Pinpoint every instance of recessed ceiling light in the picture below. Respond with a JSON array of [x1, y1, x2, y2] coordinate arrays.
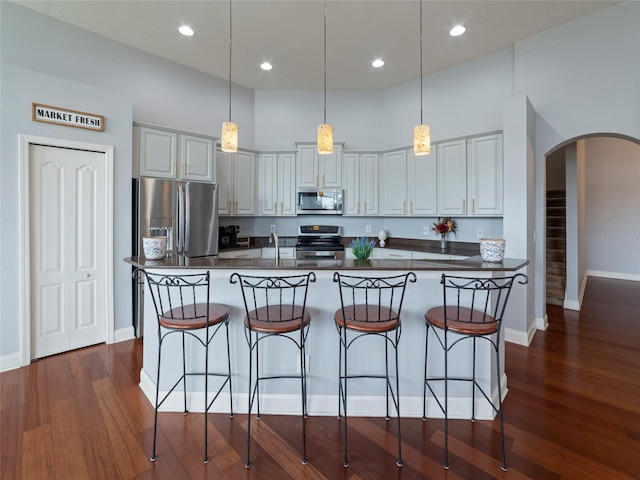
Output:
[[449, 25, 466, 37], [372, 59, 385, 68], [260, 62, 273, 71], [178, 25, 195, 37]]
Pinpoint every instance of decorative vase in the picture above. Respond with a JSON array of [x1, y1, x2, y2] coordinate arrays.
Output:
[[440, 235, 447, 250]]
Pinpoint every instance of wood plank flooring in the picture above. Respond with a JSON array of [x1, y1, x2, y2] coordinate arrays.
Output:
[[2, 277, 639, 479]]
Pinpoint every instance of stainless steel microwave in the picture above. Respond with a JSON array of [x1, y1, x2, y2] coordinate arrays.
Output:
[[296, 188, 343, 215]]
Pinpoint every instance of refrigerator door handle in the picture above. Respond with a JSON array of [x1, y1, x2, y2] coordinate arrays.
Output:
[[177, 183, 185, 254]]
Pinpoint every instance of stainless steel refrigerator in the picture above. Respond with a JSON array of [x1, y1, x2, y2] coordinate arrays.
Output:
[[132, 177, 219, 335]]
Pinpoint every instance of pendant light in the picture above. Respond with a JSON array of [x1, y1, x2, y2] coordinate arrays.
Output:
[[413, 0, 430, 156], [317, 0, 333, 155], [221, 0, 238, 153]]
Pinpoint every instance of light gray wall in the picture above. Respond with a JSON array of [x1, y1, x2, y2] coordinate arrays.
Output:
[[0, 64, 133, 356], [515, 0, 640, 322], [585, 137, 640, 276], [2, 1, 640, 362]]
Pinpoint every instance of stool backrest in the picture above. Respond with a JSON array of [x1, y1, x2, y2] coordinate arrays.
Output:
[[440, 273, 528, 328], [230, 272, 316, 326], [333, 272, 417, 323], [143, 270, 211, 323]]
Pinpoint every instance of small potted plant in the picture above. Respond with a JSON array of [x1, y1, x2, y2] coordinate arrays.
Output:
[[349, 236, 376, 263]]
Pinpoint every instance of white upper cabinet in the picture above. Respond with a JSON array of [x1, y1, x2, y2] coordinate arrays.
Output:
[[380, 149, 436, 216], [258, 152, 296, 216], [437, 139, 467, 215], [380, 150, 408, 215], [296, 143, 343, 188], [407, 149, 438, 216], [468, 133, 503, 215], [437, 134, 503, 216], [135, 125, 214, 182], [343, 153, 379, 216], [217, 148, 256, 216]]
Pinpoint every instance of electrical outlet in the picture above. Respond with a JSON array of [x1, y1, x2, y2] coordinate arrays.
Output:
[[477, 228, 483, 238], [366, 225, 372, 233], [423, 226, 429, 235], [296, 354, 310, 374]]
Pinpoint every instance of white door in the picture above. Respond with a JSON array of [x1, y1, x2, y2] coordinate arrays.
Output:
[[30, 145, 107, 359]]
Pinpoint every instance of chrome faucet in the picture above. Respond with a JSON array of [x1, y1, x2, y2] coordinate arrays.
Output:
[[271, 231, 280, 262]]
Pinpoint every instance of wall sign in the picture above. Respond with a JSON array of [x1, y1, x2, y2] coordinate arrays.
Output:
[[32, 103, 105, 132]]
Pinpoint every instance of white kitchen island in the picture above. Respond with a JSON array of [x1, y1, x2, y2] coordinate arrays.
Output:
[[126, 255, 528, 420]]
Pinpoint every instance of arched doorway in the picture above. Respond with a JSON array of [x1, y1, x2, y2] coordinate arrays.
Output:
[[544, 133, 640, 312]]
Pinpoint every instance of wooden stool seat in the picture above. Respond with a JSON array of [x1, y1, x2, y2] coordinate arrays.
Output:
[[244, 305, 310, 333], [334, 305, 399, 333], [160, 303, 230, 330], [425, 306, 498, 336]]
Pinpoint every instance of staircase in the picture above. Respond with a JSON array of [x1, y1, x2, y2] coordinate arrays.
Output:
[[546, 190, 566, 306]]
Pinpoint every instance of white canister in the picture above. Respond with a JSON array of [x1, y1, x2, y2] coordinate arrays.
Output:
[[479, 238, 506, 262], [143, 236, 168, 260]]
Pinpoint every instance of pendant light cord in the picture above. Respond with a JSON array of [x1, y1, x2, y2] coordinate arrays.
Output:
[[323, 0, 327, 124], [228, 0, 232, 122], [419, 0, 423, 125]]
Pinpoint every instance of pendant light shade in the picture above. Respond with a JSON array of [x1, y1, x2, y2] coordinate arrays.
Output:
[[317, 123, 333, 155], [413, 0, 431, 156], [413, 124, 430, 155], [221, 0, 238, 153], [317, 0, 333, 155], [221, 121, 238, 153]]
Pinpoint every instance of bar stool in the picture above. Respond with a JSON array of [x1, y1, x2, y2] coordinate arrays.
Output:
[[229, 272, 316, 467], [140, 270, 233, 463], [333, 272, 417, 468], [423, 273, 528, 471]]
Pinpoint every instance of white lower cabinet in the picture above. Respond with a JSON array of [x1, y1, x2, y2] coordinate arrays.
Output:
[[376, 248, 412, 260], [218, 248, 262, 259], [261, 247, 295, 259]]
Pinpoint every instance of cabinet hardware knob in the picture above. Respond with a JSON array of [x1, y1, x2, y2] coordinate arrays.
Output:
[[83, 273, 90, 278]]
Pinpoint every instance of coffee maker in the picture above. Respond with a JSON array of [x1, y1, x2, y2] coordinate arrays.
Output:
[[219, 225, 239, 249]]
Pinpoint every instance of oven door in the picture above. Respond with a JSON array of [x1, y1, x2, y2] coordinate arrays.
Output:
[[296, 188, 343, 215]]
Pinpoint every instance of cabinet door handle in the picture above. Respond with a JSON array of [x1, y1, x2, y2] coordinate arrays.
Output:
[[364, 202, 367, 213], [174, 161, 178, 177], [472, 198, 475, 214], [235, 201, 238, 214], [410, 201, 414, 214], [236, 254, 248, 258], [390, 253, 402, 257], [274, 202, 278, 214], [182, 162, 186, 178], [228, 201, 232, 213], [315, 175, 319, 186], [280, 202, 283, 214], [322, 174, 326, 186], [357, 201, 360, 214], [462, 199, 466, 214], [403, 201, 406, 214]]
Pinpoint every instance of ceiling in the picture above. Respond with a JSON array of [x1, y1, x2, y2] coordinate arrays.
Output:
[[9, 0, 620, 91]]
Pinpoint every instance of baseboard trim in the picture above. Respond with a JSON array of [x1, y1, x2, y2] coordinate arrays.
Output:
[[113, 326, 135, 343], [587, 270, 640, 282], [0, 352, 22, 372]]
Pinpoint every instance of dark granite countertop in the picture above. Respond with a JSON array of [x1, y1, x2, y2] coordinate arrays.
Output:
[[125, 255, 528, 272]]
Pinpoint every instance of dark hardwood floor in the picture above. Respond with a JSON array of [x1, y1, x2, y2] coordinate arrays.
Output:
[[2, 277, 639, 479]]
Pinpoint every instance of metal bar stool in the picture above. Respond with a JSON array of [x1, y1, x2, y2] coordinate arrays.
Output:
[[229, 272, 316, 467], [139, 270, 233, 463], [422, 273, 528, 470], [333, 271, 417, 468]]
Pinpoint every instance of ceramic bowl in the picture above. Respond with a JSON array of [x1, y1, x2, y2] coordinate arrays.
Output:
[[479, 238, 506, 262], [143, 236, 168, 260]]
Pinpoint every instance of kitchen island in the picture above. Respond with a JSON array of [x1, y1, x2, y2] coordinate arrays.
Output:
[[125, 255, 528, 420]]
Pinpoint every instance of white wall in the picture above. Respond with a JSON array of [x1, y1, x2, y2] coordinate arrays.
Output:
[[585, 137, 640, 277], [515, 0, 640, 321], [0, 64, 133, 359]]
